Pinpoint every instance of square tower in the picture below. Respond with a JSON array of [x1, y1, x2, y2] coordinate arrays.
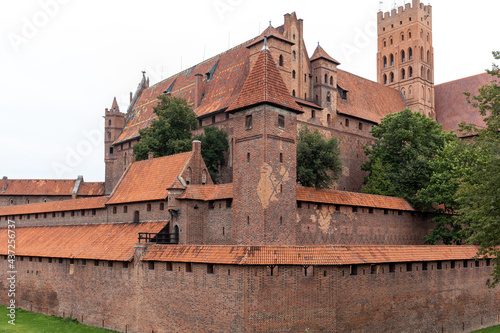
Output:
[[377, 0, 435, 119]]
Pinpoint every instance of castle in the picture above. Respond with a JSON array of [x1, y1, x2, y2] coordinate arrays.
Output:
[[1, 1, 499, 332]]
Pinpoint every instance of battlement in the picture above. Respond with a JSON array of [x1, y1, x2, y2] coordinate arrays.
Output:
[[105, 108, 125, 117], [378, 0, 432, 22]]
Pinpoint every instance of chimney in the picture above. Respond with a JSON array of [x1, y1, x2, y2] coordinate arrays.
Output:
[[148, 152, 154, 162], [194, 73, 203, 109], [1, 176, 7, 193], [192, 140, 201, 155]]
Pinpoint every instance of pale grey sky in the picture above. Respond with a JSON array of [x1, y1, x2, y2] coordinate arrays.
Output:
[[0, 0, 498, 181]]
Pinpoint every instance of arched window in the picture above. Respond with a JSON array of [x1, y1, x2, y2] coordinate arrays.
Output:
[[390, 37, 393, 45], [420, 29, 423, 38], [326, 92, 331, 103], [315, 76, 318, 83], [293, 50, 296, 61], [173, 225, 179, 244], [383, 56, 387, 68], [408, 30, 412, 39], [324, 74, 328, 84], [427, 50, 431, 63], [390, 54, 394, 66], [292, 70, 296, 79], [401, 50, 406, 63], [292, 90, 296, 97], [390, 72, 394, 83], [408, 47, 413, 60], [428, 88, 432, 102], [401, 68, 406, 80], [327, 114, 331, 125], [420, 47, 424, 61], [383, 74, 387, 85], [315, 95, 319, 103], [279, 55, 283, 67], [421, 85, 425, 99], [202, 170, 207, 185], [383, 40, 387, 48], [9, 198, 14, 205], [330, 76, 333, 85], [427, 69, 431, 81], [409, 66, 413, 77], [421, 66, 425, 79], [401, 33, 404, 41]]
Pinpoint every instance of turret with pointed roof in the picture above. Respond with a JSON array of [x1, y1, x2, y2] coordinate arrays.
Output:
[[104, 97, 126, 194]]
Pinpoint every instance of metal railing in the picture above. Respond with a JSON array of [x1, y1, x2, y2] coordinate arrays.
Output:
[[138, 232, 179, 244]]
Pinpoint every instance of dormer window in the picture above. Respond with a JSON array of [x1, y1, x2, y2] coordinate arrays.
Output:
[[338, 86, 348, 101]]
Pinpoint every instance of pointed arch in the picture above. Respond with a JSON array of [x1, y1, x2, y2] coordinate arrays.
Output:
[[421, 66, 425, 79], [279, 55, 283, 67], [408, 47, 413, 60], [427, 69, 431, 81], [383, 56, 387, 68], [401, 32, 405, 41], [383, 74, 387, 85], [292, 70, 296, 79], [327, 91, 331, 103], [390, 54, 394, 66], [408, 30, 412, 39], [401, 50, 406, 63], [293, 50, 296, 61], [401, 68, 406, 80], [409, 66, 413, 77], [292, 89, 296, 97], [408, 85, 413, 96], [324, 74, 328, 84], [390, 72, 394, 83], [330, 76, 333, 85]]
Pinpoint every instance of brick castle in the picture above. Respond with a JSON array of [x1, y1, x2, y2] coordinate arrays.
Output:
[[1, 1, 499, 332]]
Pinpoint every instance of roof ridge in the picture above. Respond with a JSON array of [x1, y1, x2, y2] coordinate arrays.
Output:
[[435, 72, 495, 87]]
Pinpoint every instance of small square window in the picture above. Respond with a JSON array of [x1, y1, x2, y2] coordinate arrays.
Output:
[[207, 264, 214, 274], [350, 265, 357, 276], [166, 262, 172, 271], [389, 263, 396, 273], [148, 262, 154, 270], [186, 262, 192, 273]]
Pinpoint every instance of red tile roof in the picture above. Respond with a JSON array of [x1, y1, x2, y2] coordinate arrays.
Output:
[[0, 179, 104, 196], [177, 183, 233, 201], [0, 222, 167, 261], [114, 41, 254, 144], [297, 187, 415, 211], [0, 196, 108, 216], [435, 73, 496, 135], [226, 48, 302, 113], [293, 97, 322, 110], [336, 70, 407, 123], [310, 45, 340, 65], [142, 245, 483, 265], [107, 152, 192, 205], [247, 25, 294, 48]]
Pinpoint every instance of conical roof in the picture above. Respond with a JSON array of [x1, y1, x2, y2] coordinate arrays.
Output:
[[310, 44, 340, 65], [227, 47, 302, 113]]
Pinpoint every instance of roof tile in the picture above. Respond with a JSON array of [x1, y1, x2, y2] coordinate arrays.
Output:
[[0, 196, 108, 216], [0, 222, 167, 261]]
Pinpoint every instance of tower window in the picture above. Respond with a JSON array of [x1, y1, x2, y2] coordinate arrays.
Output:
[[401, 50, 405, 63], [401, 33, 404, 41], [292, 90, 296, 97], [409, 31, 412, 38], [401, 68, 406, 80], [311, 110, 315, 118], [108, 120, 111, 126], [212, 115, 216, 124], [279, 153, 283, 163], [315, 95, 319, 103], [304, 74, 307, 82], [409, 47, 413, 60], [383, 56, 387, 68], [359, 122, 363, 131], [427, 50, 431, 63], [383, 40, 386, 48], [245, 115, 252, 130], [324, 74, 328, 84], [326, 92, 331, 103], [390, 72, 394, 83], [345, 119, 350, 127], [292, 70, 296, 79], [390, 54, 394, 66], [383, 74, 387, 85], [247, 153, 250, 162], [330, 76, 333, 85], [409, 66, 413, 78], [279, 55, 283, 67], [278, 115, 285, 129], [390, 37, 393, 45], [293, 50, 296, 60]]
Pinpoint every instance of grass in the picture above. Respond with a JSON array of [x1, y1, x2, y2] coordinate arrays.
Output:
[[473, 326, 500, 333], [0, 305, 117, 332]]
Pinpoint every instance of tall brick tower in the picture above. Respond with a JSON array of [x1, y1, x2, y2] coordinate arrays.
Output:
[[104, 97, 125, 194], [377, 0, 435, 119], [227, 39, 303, 245]]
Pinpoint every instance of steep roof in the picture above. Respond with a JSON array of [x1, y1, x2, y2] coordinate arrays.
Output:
[[247, 25, 294, 48], [177, 183, 233, 201], [114, 41, 254, 145], [0, 196, 108, 216], [310, 44, 340, 65], [435, 73, 496, 135], [0, 179, 104, 196], [336, 70, 407, 123], [297, 187, 415, 211], [226, 47, 302, 113], [107, 152, 192, 205], [0, 222, 167, 261], [142, 245, 482, 265]]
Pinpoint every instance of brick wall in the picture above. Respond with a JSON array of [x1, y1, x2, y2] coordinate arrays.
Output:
[[1, 254, 498, 332]]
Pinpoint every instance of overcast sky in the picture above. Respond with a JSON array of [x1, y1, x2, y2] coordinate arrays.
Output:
[[0, 0, 498, 181]]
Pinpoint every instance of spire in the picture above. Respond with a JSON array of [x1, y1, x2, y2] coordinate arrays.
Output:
[[310, 44, 341, 65], [111, 97, 120, 112], [227, 48, 302, 114]]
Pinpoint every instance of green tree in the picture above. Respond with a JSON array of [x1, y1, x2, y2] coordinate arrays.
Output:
[[297, 126, 342, 189], [417, 139, 482, 245], [362, 108, 456, 205], [194, 126, 229, 183], [133, 95, 198, 161], [455, 52, 500, 286]]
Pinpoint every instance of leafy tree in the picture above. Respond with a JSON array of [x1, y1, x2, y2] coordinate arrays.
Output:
[[194, 126, 229, 183], [133, 95, 198, 161], [455, 52, 500, 286], [362, 108, 456, 205], [417, 139, 482, 245], [297, 126, 342, 189]]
